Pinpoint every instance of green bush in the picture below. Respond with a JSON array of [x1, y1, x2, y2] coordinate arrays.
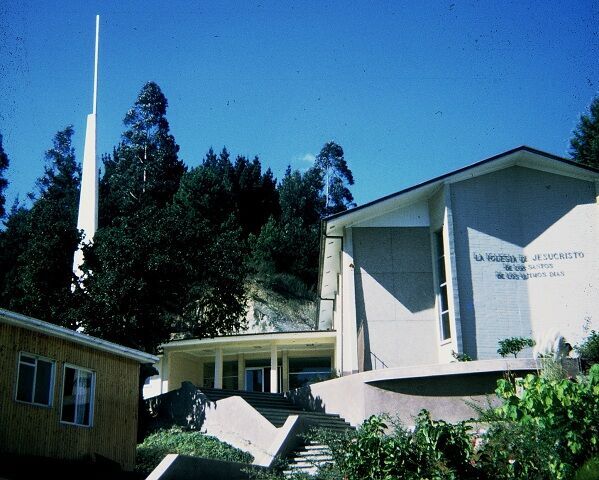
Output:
[[577, 330, 599, 368], [136, 427, 254, 476], [497, 337, 535, 358], [486, 364, 599, 479], [313, 412, 475, 480]]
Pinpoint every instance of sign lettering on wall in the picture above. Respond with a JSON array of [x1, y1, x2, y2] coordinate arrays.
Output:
[[472, 251, 585, 280]]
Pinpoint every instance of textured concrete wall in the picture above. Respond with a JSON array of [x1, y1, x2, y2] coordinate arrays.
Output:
[[353, 226, 437, 368], [451, 166, 599, 359]]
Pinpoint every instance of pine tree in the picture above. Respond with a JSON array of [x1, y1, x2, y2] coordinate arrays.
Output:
[[1, 127, 81, 326], [0, 134, 9, 219], [314, 141, 355, 216], [102, 81, 185, 220], [570, 96, 599, 169]]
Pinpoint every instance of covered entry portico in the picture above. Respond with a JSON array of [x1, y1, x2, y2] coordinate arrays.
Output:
[[157, 330, 336, 394]]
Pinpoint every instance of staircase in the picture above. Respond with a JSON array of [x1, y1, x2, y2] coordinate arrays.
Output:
[[282, 441, 335, 477], [200, 387, 353, 476], [200, 387, 352, 430]]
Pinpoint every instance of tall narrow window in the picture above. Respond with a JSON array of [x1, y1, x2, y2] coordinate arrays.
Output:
[[61, 365, 95, 427], [15, 352, 55, 407], [435, 230, 452, 341]]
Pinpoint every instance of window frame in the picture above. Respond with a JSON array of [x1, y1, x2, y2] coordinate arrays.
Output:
[[14, 351, 56, 408], [60, 363, 96, 428], [434, 229, 452, 342]]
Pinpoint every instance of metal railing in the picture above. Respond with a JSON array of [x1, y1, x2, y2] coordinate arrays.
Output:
[[370, 351, 389, 370]]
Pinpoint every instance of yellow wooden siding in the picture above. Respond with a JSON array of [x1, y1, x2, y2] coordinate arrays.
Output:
[[0, 322, 140, 470], [168, 352, 202, 389]]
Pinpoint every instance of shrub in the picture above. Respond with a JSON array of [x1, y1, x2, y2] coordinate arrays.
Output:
[[577, 330, 599, 368], [136, 426, 253, 476], [452, 350, 473, 362], [487, 364, 599, 479], [497, 337, 535, 358]]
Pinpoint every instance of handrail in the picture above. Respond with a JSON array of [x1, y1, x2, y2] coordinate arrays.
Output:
[[370, 351, 388, 370]]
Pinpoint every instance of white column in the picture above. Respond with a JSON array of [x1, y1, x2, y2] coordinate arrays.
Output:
[[282, 350, 289, 392], [270, 345, 278, 393], [214, 348, 223, 389], [342, 228, 359, 374], [237, 353, 245, 391]]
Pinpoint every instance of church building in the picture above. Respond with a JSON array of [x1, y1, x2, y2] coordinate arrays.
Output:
[[147, 146, 599, 397]]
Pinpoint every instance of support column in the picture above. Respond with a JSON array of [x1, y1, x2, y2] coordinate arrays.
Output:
[[214, 348, 223, 389], [237, 353, 245, 391], [270, 345, 278, 393], [282, 350, 289, 392]]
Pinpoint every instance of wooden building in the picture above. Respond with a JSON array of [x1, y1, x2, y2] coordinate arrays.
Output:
[[0, 308, 158, 471]]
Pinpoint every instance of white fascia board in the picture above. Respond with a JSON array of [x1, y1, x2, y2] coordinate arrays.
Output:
[[161, 330, 337, 352], [0, 308, 158, 364]]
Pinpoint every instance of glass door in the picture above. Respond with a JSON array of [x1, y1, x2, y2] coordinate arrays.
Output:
[[245, 367, 264, 392]]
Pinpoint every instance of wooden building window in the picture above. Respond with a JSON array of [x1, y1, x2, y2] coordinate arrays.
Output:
[[61, 365, 95, 427], [15, 352, 55, 407]]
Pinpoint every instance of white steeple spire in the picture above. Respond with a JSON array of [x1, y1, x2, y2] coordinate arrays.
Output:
[[73, 15, 100, 280]]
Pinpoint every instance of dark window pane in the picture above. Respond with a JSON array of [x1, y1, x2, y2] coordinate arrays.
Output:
[[61, 367, 76, 423], [34, 360, 53, 405], [440, 285, 449, 312], [437, 256, 446, 283], [441, 312, 451, 340], [17, 363, 34, 402], [288, 357, 331, 373], [21, 355, 36, 365]]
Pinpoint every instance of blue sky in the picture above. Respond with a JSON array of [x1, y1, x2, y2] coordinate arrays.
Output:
[[1, 1, 598, 210]]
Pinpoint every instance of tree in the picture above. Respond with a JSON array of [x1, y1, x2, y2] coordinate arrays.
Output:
[[0, 133, 9, 219], [570, 95, 599, 169], [314, 141, 355, 216], [251, 166, 324, 292], [101, 81, 185, 221], [0, 127, 81, 326], [79, 84, 247, 352]]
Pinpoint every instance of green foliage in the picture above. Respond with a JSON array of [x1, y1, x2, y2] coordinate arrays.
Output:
[[497, 337, 535, 358], [0, 126, 81, 327], [135, 427, 253, 476], [79, 85, 248, 352], [315, 412, 475, 480], [489, 364, 599, 479], [452, 350, 473, 362], [314, 141, 355, 216], [570, 95, 599, 168], [577, 330, 599, 367], [0, 133, 9, 219]]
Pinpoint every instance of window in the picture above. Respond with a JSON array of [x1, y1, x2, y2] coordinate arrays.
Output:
[[435, 230, 452, 341], [61, 365, 95, 427], [15, 352, 55, 407], [288, 357, 332, 390]]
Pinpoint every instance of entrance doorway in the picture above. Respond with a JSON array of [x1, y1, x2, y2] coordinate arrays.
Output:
[[245, 366, 282, 392]]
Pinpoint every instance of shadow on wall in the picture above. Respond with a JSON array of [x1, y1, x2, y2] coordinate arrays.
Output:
[[285, 384, 325, 413], [371, 372, 512, 398], [143, 382, 213, 435]]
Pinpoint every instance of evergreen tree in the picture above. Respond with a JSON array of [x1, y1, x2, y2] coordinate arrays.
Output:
[[0, 127, 81, 326], [0, 200, 30, 309], [314, 141, 355, 216], [252, 166, 324, 292], [570, 95, 599, 169], [101, 81, 185, 220], [80, 83, 247, 352], [0, 134, 9, 219]]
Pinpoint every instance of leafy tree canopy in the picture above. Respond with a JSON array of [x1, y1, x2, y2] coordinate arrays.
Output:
[[315, 141, 355, 216], [0, 126, 80, 327], [570, 95, 599, 169]]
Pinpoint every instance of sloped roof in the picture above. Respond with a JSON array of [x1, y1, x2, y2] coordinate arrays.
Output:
[[0, 308, 158, 364], [318, 146, 599, 301]]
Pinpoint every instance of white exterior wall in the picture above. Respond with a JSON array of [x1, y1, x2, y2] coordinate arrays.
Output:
[[350, 201, 438, 369], [451, 166, 599, 358]]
